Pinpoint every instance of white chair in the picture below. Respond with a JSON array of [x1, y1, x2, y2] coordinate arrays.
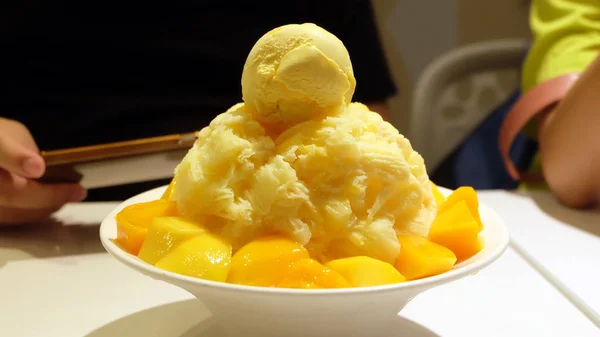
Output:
[[411, 39, 530, 174]]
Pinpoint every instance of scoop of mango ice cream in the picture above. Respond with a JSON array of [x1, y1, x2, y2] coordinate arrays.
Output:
[[241, 23, 356, 129], [173, 101, 436, 264]]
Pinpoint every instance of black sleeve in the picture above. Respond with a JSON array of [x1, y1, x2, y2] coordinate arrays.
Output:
[[315, 0, 398, 103]]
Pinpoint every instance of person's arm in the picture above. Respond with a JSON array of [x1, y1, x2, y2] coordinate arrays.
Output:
[[0, 118, 87, 225], [538, 54, 600, 207], [506, 0, 600, 207]]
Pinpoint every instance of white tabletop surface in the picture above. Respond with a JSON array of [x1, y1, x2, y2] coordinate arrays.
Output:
[[478, 190, 600, 322], [1, 192, 599, 337]]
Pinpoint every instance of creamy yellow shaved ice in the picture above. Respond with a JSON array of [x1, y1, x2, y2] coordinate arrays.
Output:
[[173, 24, 435, 264]]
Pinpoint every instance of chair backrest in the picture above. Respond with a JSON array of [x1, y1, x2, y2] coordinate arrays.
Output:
[[411, 39, 529, 173]]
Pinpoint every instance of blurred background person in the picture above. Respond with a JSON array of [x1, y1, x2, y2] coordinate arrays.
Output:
[[0, 1, 397, 224], [431, 0, 600, 208]]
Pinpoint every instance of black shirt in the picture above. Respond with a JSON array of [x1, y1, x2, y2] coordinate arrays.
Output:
[[2, 1, 397, 199]]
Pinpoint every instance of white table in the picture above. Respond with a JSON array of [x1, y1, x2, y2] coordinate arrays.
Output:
[[1, 192, 599, 337], [478, 190, 600, 323]]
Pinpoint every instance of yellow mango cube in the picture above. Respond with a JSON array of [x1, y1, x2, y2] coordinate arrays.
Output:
[[155, 234, 232, 282], [430, 182, 446, 206], [161, 179, 176, 201], [429, 200, 483, 262], [277, 258, 351, 289], [227, 236, 309, 287], [439, 186, 482, 230], [394, 235, 457, 280], [326, 256, 405, 287], [114, 220, 147, 256], [115, 199, 179, 255], [138, 216, 206, 265]]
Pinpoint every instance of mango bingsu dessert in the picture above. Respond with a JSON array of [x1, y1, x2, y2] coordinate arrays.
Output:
[[114, 23, 484, 289]]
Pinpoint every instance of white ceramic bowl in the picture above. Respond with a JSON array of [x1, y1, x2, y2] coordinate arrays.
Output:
[[100, 186, 509, 337]]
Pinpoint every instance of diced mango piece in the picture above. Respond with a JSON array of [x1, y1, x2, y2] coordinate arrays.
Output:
[[161, 179, 176, 201], [138, 216, 206, 265], [439, 186, 482, 230], [118, 200, 179, 227], [394, 235, 457, 280], [115, 200, 179, 254], [114, 219, 147, 256], [326, 256, 405, 287], [227, 236, 310, 287], [277, 258, 351, 289], [155, 234, 232, 282], [430, 182, 446, 205], [429, 200, 483, 261]]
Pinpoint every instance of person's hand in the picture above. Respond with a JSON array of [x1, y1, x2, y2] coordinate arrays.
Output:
[[0, 118, 87, 225]]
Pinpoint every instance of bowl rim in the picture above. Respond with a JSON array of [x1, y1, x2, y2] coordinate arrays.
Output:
[[100, 185, 510, 296]]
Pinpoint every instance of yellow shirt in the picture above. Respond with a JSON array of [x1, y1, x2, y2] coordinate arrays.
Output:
[[522, 0, 600, 94], [519, 0, 600, 188]]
